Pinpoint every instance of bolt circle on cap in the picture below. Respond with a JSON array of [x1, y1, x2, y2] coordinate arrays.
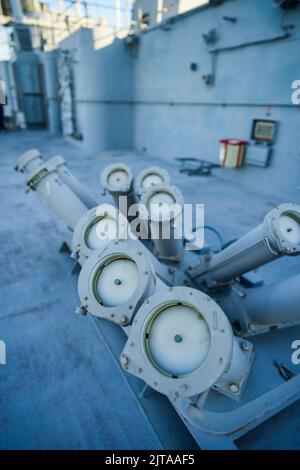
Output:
[[140, 185, 184, 223], [100, 163, 133, 194], [78, 241, 156, 325], [72, 204, 129, 264], [134, 167, 171, 196], [121, 286, 234, 398], [264, 203, 300, 255]]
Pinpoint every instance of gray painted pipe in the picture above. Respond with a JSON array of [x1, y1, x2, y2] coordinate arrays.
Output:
[[52, 157, 98, 209], [16, 151, 88, 231], [100, 163, 138, 222], [35, 173, 88, 231], [140, 185, 184, 263], [16, 150, 97, 210], [150, 218, 183, 262], [244, 273, 300, 326], [201, 204, 300, 283], [216, 337, 248, 391], [113, 191, 139, 220], [205, 224, 279, 282]]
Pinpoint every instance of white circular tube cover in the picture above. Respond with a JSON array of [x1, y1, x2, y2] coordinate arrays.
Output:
[[100, 163, 133, 195], [72, 204, 129, 265], [15, 149, 43, 173], [140, 185, 184, 222], [78, 241, 156, 325], [121, 287, 234, 398], [134, 167, 171, 197], [264, 203, 300, 255]]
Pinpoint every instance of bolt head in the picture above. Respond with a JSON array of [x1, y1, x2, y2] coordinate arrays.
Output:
[[242, 342, 250, 351], [120, 355, 128, 367], [174, 334, 183, 343], [75, 306, 87, 316], [229, 383, 239, 394]]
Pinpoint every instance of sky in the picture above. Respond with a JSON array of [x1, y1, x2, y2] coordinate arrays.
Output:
[[0, 0, 134, 61], [44, 0, 134, 28]]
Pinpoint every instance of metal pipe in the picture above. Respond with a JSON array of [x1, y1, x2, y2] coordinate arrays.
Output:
[[216, 338, 249, 394], [140, 185, 184, 263], [244, 273, 300, 326], [203, 224, 279, 282], [75, 98, 297, 108], [16, 150, 97, 210], [33, 172, 88, 231], [51, 156, 98, 209], [192, 204, 300, 284], [16, 150, 88, 231], [100, 163, 138, 222]]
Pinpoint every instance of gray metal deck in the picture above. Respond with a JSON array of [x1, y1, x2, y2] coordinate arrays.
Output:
[[0, 130, 299, 450]]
